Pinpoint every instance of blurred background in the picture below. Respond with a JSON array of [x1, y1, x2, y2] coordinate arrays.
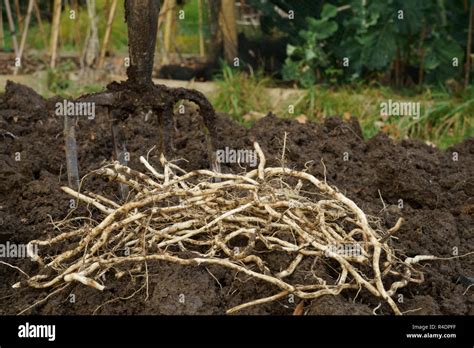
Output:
[[0, 0, 473, 148]]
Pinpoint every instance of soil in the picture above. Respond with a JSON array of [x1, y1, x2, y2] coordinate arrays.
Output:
[[0, 81, 472, 315]]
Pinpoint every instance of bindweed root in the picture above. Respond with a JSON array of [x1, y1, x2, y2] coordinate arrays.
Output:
[[15, 142, 439, 315]]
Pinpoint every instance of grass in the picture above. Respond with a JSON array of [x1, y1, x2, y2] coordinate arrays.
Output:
[[212, 66, 473, 149], [211, 63, 271, 124]]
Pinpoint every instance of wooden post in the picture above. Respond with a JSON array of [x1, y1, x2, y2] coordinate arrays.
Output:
[[50, 0, 62, 68], [14, 0, 34, 75], [205, 0, 221, 62], [98, 0, 118, 68], [4, 0, 18, 55], [0, 1, 5, 49], [465, 3, 473, 88], [220, 0, 237, 64], [198, 0, 205, 58]]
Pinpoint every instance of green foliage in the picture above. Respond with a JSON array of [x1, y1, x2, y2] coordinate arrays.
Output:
[[282, 4, 340, 88], [251, 0, 470, 86], [47, 60, 75, 94], [336, 0, 465, 83], [246, 0, 322, 37]]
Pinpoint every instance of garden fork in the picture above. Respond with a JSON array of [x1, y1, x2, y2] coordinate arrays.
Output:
[[65, 0, 220, 196]]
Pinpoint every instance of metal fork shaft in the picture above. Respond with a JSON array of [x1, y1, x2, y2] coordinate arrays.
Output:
[[124, 0, 161, 86]]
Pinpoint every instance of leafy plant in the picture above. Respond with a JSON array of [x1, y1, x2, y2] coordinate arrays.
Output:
[[251, 0, 469, 86], [47, 60, 76, 94], [282, 4, 340, 88]]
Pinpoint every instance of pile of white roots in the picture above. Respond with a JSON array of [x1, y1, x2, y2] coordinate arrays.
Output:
[[16, 143, 437, 315]]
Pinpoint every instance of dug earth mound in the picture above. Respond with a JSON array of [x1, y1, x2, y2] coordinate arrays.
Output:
[[0, 82, 472, 315]]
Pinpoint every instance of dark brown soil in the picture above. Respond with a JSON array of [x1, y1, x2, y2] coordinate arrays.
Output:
[[0, 81, 472, 315]]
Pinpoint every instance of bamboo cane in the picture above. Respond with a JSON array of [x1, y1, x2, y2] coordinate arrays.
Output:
[[198, 0, 205, 58], [98, 0, 117, 68], [4, 0, 18, 55], [14, 0, 34, 75], [163, 0, 176, 64], [50, 0, 62, 68]]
